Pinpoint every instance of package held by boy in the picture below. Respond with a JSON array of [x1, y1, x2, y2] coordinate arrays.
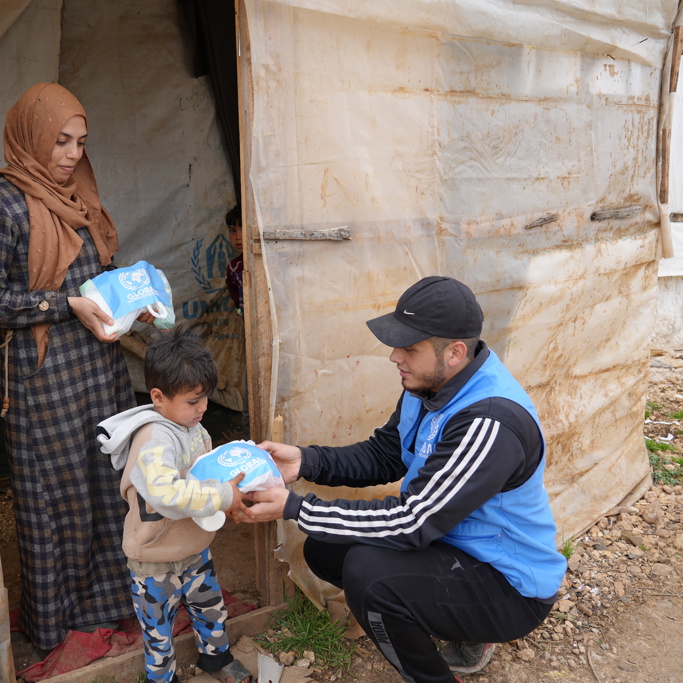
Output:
[[188, 440, 285, 531]]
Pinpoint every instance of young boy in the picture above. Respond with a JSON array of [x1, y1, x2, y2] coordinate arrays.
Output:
[[225, 204, 243, 315], [97, 328, 252, 683]]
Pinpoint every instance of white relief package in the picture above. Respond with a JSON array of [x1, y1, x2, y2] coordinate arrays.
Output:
[[79, 260, 175, 337], [187, 440, 285, 531]]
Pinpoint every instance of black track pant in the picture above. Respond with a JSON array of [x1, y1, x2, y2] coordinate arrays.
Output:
[[304, 538, 554, 683]]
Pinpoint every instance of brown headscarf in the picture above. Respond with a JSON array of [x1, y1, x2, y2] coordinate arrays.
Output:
[[0, 82, 120, 364]]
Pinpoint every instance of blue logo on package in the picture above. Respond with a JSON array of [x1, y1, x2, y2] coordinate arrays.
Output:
[[188, 441, 282, 491], [89, 260, 171, 319]]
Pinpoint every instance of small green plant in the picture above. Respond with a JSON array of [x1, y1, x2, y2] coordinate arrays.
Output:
[[648, 451, 683, 486], [552, 611, 577, 623], [645, 400, 664, 419], [645, 437, 676, 453], [670, 410, 683, 420], [136, 674, 146, 683], [255, 587, 356, 674], [560, 537, 575, 559]]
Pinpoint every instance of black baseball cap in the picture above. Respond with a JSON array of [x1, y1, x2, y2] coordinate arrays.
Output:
[[366, 276, 484, 347]]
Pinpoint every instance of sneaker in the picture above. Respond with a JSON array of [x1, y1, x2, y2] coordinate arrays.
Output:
[[441, 640, 496, 674]]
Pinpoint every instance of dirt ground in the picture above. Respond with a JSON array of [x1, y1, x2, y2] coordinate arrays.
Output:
[[3, 355, 683, 682]]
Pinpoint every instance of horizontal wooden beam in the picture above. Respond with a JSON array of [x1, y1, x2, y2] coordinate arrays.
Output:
[[590, 206, 642, 221], [262, 226, 350, 241], [524, 214, 559, 230]]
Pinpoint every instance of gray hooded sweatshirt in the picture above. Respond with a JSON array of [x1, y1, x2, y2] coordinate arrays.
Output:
[[98, 404, 235, 563]]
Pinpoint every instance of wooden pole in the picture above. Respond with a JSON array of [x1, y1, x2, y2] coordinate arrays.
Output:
[[236, 0, 285, 608]]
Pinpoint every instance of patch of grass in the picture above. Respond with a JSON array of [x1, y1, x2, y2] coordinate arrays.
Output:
[[255, 588, 356, 674], [670, 410, 683, 420], [645, 400, 665, 419], [560, 537, 575, 559], [648, 451, 683, 486], [645, 437, 676, 453]]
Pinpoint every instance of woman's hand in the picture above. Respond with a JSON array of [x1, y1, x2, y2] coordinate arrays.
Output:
[[67, 297, 119, 343], [257, 441, 302, 484]]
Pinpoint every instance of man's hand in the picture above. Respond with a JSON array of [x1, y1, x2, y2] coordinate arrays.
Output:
[[257, 441, 302, 484], [67, 297, 119, 343], [224, 472, 255, 523], [226, 499, 254, 523], [236, 487, 289, 523]]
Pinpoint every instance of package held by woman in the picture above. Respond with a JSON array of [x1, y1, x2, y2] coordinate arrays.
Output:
[[79, 260, 174, 337]]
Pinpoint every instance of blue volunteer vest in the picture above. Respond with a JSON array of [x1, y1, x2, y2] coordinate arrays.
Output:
[[398, 350, 566, 598]]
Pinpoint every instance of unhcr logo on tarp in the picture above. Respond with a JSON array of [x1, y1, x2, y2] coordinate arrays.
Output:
[[184, 234, 238, 320], [190, 236, 231, 294]]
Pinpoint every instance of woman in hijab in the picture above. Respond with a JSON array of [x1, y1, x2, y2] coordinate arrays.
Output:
[[0, 82, 137, 652]]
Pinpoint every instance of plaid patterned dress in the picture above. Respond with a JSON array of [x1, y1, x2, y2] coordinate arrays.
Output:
[[0, 176, 136, 649]]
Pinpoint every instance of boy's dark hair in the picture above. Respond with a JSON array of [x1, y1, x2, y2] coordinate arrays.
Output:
[[144, 327, 218, 398], [225, 204, 242, 227]]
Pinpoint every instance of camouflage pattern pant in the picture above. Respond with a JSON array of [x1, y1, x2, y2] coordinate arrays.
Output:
[[131, 548, 231, 683]]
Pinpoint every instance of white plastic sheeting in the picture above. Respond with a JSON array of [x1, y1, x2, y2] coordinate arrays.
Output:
[[239, 0, 679, 604], [655, 67, 683, 350], [275, 0, 675, 68]]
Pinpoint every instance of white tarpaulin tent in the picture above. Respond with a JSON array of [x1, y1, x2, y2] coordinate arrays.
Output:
[[1, 0, 682, 652], [236, 0, 681, 604]]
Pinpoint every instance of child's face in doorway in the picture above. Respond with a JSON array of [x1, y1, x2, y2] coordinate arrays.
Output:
[[228, 223, 243, 254]]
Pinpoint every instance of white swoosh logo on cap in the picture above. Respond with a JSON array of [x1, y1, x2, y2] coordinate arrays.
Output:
[[403, 310, 415, 315]]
